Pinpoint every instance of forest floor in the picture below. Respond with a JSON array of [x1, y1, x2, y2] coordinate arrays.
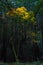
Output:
[[0, 61, 43, 65]]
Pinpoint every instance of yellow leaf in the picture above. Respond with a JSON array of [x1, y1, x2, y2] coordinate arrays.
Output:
[[32, 39, 37, 43], [30, 17, 35, 23], [16, 7, 27, 13], [31, 32, 36, 36], [6, 7, 35, 21]]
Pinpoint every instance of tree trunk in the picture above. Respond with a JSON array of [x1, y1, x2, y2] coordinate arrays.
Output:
[[42, 30, 43, 46], [2, 22, 7, 62]]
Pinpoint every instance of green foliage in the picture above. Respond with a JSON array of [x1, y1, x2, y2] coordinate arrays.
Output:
[[34, 0, 43, 15], [39, 7, 43, 15], [0, 0, 43, 62], [0, 0, 14, 13]]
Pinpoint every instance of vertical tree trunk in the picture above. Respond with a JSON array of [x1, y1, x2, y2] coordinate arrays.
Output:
[[11, 18, 19, 62], [42, 30, 43, 46], [2, 21, 7, 62]]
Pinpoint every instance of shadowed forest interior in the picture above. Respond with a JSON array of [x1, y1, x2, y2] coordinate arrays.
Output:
[[0, 0, 43, 63]]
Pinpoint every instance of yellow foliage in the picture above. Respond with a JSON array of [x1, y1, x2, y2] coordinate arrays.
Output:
[[30, 17, 36, 23], [23, 14, 29, 19], [22, 12, 30, 20], [16, 7, 30, 19], [6, 7, 35, 21], [6, 7, 30, 19], [16, 7, 27, 13], [6, 9, 16, 16], [32, 39, 37, 43], [21, 7, 27, 11], [31, 32, 36, 36]]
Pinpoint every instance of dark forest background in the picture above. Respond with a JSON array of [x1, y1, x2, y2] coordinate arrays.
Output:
[[0, 0, 43, 63]]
